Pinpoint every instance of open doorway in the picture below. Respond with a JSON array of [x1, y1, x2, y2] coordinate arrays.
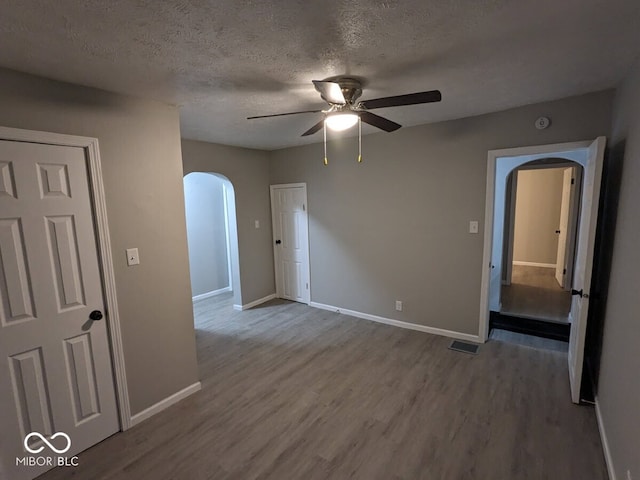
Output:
[[500, 164, 582, 324], [183, 172, 241, 325], [480, 137, 606, 403]]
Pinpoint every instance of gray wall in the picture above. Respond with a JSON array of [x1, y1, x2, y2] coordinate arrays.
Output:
[[184, 173, 230, 296], [513, 168, 564, 265], [598, 58, 640, 478], [181, 139, 274, 305], [269, 90, 613, 335], [0, 68, 199, 415]]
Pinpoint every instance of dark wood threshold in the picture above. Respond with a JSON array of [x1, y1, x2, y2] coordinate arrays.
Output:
[[490, 311, 570, 342]]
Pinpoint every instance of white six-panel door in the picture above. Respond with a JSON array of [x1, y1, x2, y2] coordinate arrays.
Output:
[[0, 140, 119, 480], [270, 184, 310, 304]]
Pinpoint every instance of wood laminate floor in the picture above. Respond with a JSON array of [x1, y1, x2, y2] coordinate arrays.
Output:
[[39, 295, 606, 480], [501, 265, 572, 323]]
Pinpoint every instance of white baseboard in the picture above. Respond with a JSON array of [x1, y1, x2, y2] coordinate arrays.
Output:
[[130, 382, 201, 427], [233, 293, 276, 311], [309, 302, 481, 343], [192, 286, 231, 302], [512, 260, 556, 268], [595, 398, 617, 480]]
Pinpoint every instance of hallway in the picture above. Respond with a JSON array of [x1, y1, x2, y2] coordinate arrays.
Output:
[[501, 265, 572, 323]]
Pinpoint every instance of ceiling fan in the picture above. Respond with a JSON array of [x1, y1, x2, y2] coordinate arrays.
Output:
[[247, 77, 442, 137]]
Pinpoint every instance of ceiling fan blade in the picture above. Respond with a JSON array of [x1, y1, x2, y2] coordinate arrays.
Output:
[[301, 119, 325, 137], [360, 90, 442, 110], [247, 109, 322, 120], [312, 80, 346, 105], [359, 111, 401, 132]]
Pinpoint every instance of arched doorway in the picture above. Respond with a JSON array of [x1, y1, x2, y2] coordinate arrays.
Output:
[[499, 160, 583, 323], [183, 172, 242, 310]]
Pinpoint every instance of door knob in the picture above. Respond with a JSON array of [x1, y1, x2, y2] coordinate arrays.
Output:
[[89, 310, 103, 321], [275, 239, 282, 245], [555, 230, 561, 234], [571, 289, 590, 299]]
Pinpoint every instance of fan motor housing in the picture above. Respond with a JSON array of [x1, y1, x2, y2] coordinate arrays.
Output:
[[334, 77, 363, 105]]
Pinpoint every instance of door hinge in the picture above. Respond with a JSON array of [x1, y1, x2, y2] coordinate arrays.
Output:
[[563, 268, 566, 274], [303, 203, 306, 211], [306, 283, 309, 289], [571, 178, 575, 185]]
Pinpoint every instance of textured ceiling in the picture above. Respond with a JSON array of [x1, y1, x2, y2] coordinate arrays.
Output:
[[1, 0, 639, 150]]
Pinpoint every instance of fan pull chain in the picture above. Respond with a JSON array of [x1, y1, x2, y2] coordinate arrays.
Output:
[[357, 116, 362, 163], [323, 120, 328, 166]]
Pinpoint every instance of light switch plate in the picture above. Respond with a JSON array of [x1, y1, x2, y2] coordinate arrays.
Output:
[[126, 248, 140, 266], [469, 221, 479, 234], [255, 220, 260, 229]]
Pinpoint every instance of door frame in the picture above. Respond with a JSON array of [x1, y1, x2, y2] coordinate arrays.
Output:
[[0, 126, 130, 429], [504, 162, 580, 285], [503, 171, 518, 286], [479, 139, 595, 342], [270, 182, 311, 304]]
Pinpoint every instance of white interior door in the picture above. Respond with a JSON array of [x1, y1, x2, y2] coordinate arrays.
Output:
[[270, 184, 310, 304], [0, 140, 119, 480], [568, 137, 606, 404], [555, 168, 573, 286]]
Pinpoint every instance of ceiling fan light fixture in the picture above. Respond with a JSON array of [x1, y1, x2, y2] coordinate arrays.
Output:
[[325, 112, 359, 131]]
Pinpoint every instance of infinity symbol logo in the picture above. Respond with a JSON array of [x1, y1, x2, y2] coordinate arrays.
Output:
[[24, 432, 71, 454]]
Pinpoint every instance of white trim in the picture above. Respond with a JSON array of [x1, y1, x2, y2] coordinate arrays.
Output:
[[504, 171, 518, 285], [479, 139, 593, 342], [0, 126, 131, 429], [479, 148, 496, 343], [270, 182, 308, 189], [130, 382, 202, 428], [192, 286, 231, 302], [484, 140, 592, 159], [222, 182, 233, 291], [310, 302, 481, 343], [512, 261, 556, 268], [595, 398, 616, 480], [85, 137, 131, 430], [233, 293, 276, 311]]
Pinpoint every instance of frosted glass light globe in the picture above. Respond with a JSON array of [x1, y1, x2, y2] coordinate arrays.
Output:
[[325, 113, 358, 131]]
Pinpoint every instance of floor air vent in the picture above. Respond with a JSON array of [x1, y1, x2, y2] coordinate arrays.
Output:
[[448, 340, 479, 355]]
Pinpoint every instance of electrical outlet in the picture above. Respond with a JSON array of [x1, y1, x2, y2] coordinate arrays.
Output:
[[395, 300, 403, 312], [254, 220, 260, 229], [469, 221, 479, 234]]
